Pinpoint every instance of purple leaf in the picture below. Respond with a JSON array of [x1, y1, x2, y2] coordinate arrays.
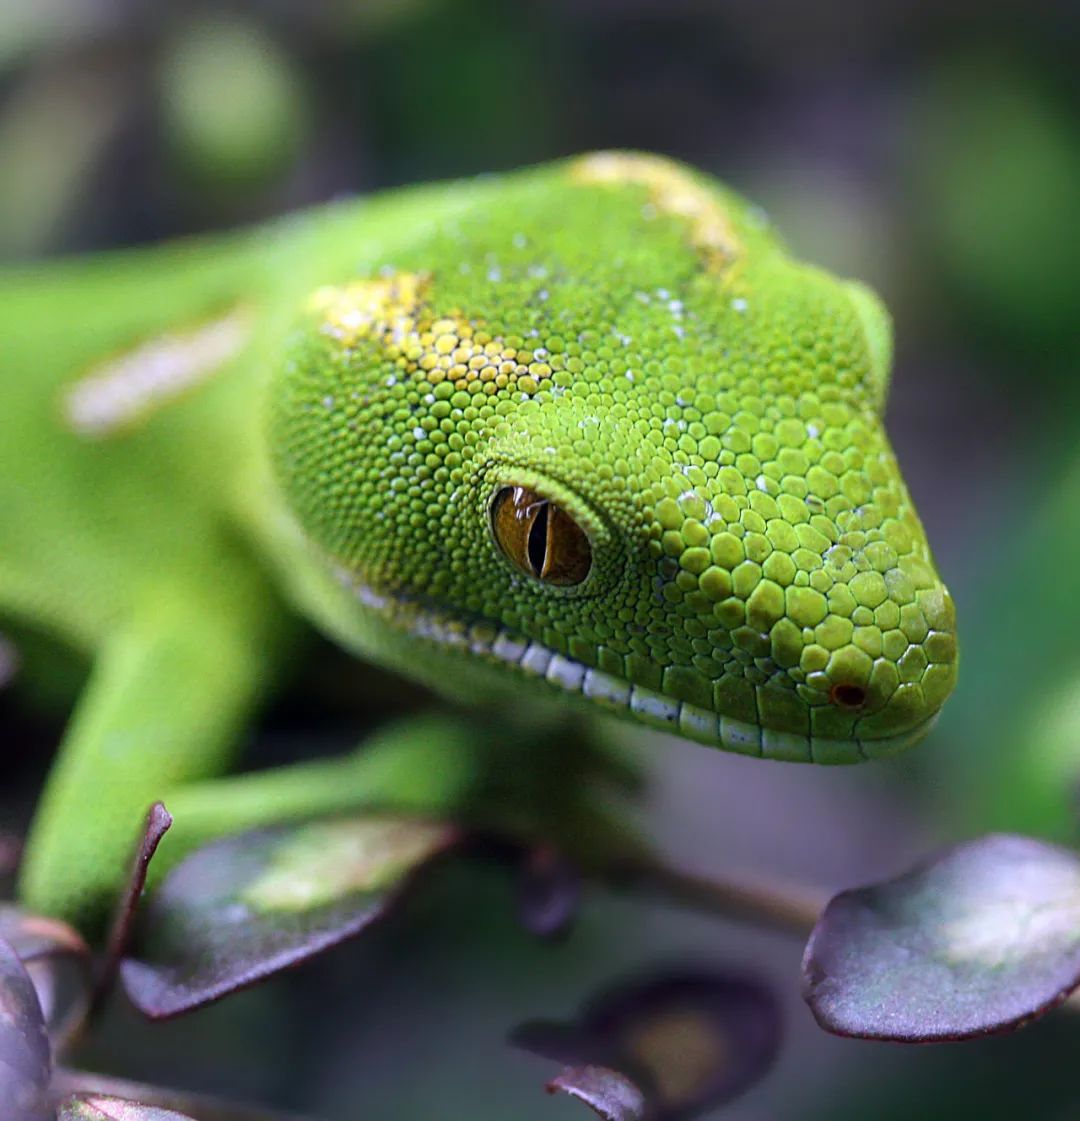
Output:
[[514, 966, 780, 1120], [0, 936, 53, 1121], [0, 906, 92, 1052], [547, 1065, 646, 1121], [803, 833, 1080, 1041], [52, 1070, 317, 1121], [57, 1096, 195, 1121], [122, 814, 459, 1018]]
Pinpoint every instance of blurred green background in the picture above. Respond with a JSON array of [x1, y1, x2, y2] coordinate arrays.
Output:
[[1, 0, 1079, 1117]]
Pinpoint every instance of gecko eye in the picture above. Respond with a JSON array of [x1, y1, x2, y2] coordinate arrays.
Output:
[[491, 485, 592, 586]]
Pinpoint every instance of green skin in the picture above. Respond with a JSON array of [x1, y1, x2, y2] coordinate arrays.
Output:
[[0, 153, 958, 933]]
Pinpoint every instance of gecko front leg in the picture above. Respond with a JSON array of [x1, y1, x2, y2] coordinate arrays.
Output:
[[18, 574, 291, 935]]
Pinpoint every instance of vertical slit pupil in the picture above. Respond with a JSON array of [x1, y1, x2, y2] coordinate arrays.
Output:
[[527, 501, 550, 576]]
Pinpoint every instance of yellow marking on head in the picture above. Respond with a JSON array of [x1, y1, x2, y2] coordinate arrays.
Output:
[[309, 271, 429, 349], [63, 306, 252, 438], [311, 272, 553, 398], [571, 151, 743, 272]]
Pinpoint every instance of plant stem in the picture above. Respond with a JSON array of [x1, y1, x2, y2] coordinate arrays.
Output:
[[603, 856, 826, 937]]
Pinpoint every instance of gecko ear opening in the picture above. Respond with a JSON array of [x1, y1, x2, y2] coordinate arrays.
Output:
[[845, 280, 893, 413]]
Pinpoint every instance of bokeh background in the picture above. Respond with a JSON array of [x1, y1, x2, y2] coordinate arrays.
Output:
[[2, 0, 1079, 1118]]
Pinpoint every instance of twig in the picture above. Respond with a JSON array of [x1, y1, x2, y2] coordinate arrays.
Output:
[[95, 802, 173, 1010], [602, 856, 826, 937], [51, 1068, 320, 1121]]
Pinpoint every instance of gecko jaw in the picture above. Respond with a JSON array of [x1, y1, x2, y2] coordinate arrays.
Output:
[[345, 573, 939, 765], [477, 628, 936, 764]]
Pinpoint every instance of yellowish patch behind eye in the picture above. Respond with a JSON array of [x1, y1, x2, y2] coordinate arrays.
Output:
[[570, 151, 743, 272], [311, 272, 556, 399], [309, 271, 429, 349]]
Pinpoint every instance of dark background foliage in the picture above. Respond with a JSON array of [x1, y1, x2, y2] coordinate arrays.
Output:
[[1, 1, 1079, 1117]]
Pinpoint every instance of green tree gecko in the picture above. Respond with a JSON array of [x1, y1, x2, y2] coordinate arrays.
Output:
[[0, 152, 958, 934]]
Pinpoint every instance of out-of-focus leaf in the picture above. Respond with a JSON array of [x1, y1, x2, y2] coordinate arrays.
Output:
[[517, 844, 581, 940], [0, 907, 86, 964], [912, 55, 1080, 359], [121, 814, 459, 1018], [547, 1066, 646, 1121], [930, 441, 1080, 842], [0, 0, 109, 70], [0, 936, 53, 1121], [0, 61, 127, 257], [514, 967, 780, 1119], [57, 1096, 196, 1121], [160, 13, 306, 190], [0, 906, 91, 1051], [803, 833, 1080, 1040], [332, 0, 447, 38]]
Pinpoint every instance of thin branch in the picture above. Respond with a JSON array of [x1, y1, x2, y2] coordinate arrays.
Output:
[[51, 1069, 319, 1121], [601, 856, 826, 937], [95, 802, 172, 1010]]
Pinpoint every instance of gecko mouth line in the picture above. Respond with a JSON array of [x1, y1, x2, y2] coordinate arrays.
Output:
[[344, 573, 940, 765]]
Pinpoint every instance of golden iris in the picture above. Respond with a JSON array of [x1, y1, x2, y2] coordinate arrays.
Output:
[[491, 486, 592, 586]]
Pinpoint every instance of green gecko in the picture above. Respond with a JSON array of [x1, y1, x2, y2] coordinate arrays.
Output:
[[0, 152, 958, 935]]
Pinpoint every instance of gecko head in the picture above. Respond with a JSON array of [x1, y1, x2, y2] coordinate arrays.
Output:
[[270, 152, 957, 763]]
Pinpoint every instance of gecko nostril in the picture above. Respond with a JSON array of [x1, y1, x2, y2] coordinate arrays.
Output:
[[830, 683, 867, 710]]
